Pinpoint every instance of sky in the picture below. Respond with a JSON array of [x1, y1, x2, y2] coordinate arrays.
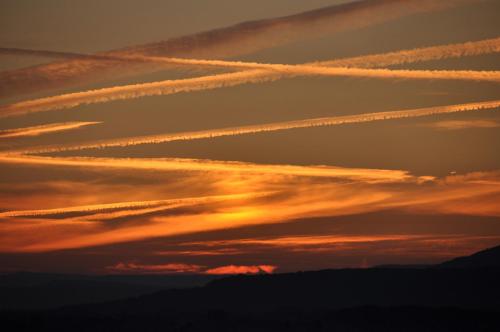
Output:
[[0, 0, 499, 275]]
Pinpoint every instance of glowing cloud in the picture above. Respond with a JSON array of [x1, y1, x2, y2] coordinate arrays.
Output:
[[422, 119, 500, 130], [204, 265, 277, 275], [186, 235, 427, 248], [1, 169, 499, 253], [106, 262, 203, 274]]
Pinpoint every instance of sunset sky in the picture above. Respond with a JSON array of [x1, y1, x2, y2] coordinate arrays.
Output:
[[0, 0, 499, 275]]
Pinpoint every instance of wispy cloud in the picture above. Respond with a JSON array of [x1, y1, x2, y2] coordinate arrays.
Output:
[[105, 262, 276, 274], [1, 168, 499, 253], [422, 119, 500, 130], [185, 235, 426, 249], [106, 262, 204, 274], [205, 265, 277, 275]]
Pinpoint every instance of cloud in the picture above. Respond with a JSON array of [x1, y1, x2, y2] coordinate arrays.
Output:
[[179, 234, 500, 261], [1, 169, 499, 253], [0, 121, 100, 138], [106, 262, 203, 274], [17, 99, 500, 154], [104, 262, 276, 275], [205, 265, 277, 275], [185, 235, 426, 249], [422, 119, 500, 130], [0, 0, 475, 98]]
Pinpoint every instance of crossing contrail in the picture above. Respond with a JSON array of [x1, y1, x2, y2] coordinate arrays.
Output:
[[0, 0, 479, 98], [1, 64, 497, 119]]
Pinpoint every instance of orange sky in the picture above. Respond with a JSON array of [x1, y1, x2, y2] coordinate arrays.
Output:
[[0, 0, 499, 274]]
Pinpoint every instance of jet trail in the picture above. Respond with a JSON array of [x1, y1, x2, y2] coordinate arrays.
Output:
[[0, 0, 478, 98], [0, 193, 261, 219], [13, 100, 500, 155], [0, 154, 414, 183], [1, 65, 497, 119], [0, 121, 100, 138], [121, 56, 500, 82], [3, 36, 499, 119], [318, 37, 500, 68]]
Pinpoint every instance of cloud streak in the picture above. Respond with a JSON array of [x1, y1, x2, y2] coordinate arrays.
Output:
[[422, 119, 500, 130], [205, 265, 277, 275], [106, 262, 203, 274], [105, 262, 276, 274], [2, 170, 499, 253]]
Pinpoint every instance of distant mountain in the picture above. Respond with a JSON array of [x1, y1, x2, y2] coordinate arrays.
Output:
[[72, 267, 500, 315], [2, 246, 500, 311], [438, 245, 500, 269], [3, 268, 500, 331], [0, 272, 219, 309], [2, 246, 500, 331]]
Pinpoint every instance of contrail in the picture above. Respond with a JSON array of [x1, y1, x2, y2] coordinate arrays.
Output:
[[0, 198, 180, 218], [0, 154, 414, 183], [11, 100, 500, 154], [0, 0, 478, 97], [121, 56, 500, 82], [1, 37, 498, 120], [0, 121, 100, 138], [318, 37, 500, 68], [1, 65, 497, 118], [3, 36, 499, 119], [0, 193, 263, 219]]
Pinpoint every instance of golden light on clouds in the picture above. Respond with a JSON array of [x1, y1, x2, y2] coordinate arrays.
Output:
[[0, 0, 499, 273]]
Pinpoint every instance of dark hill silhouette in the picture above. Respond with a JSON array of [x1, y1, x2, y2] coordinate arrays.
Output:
[[438, 245, 500, 269], [2, 246, 500, 331], [4, 306, 500, 332], [0, 272, 218, 309], [60, 267, 500, 315]]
